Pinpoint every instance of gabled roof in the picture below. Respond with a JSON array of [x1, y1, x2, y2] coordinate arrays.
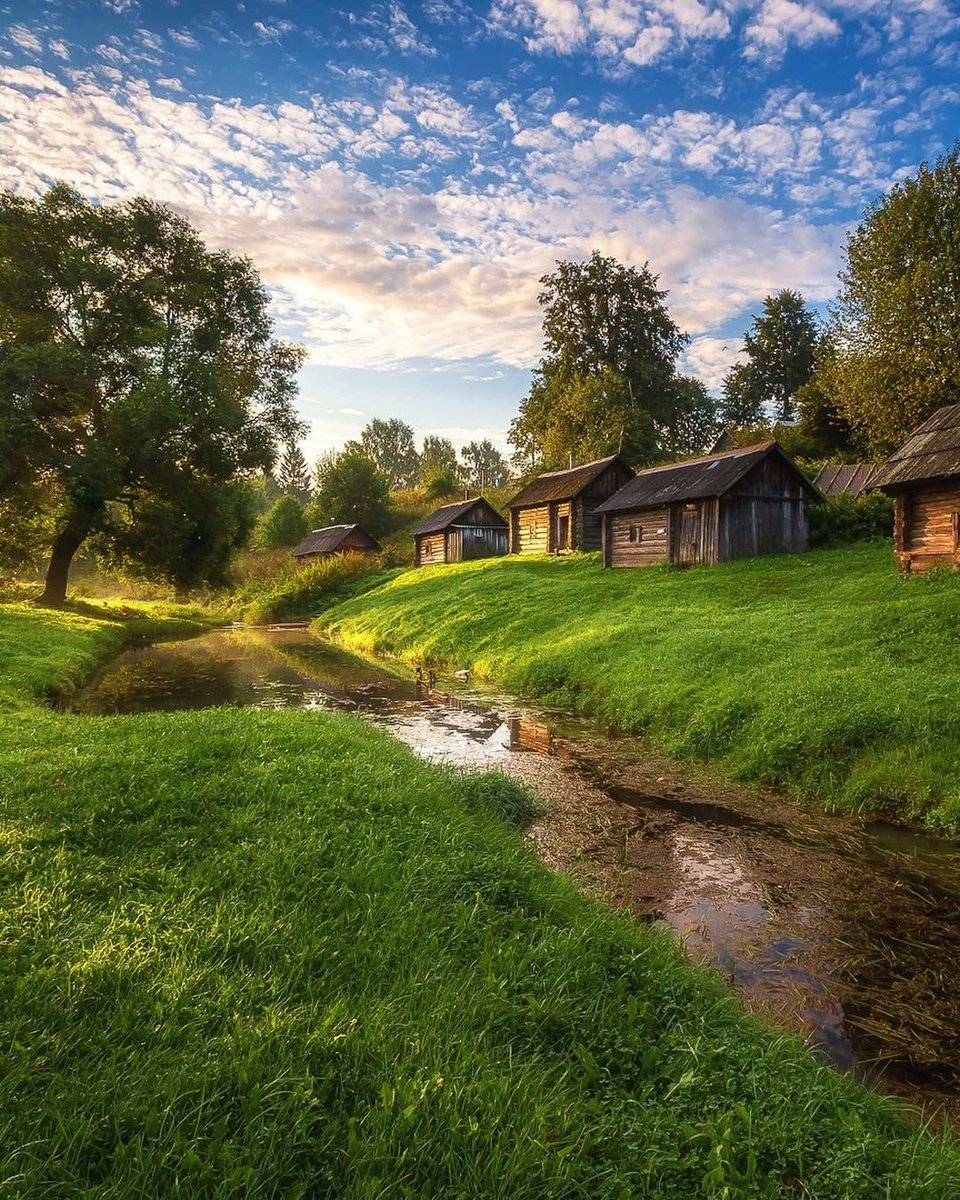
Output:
[[506, 454, 631, 509], [814, 463, 881, 497], [871, 403, 960, 490], [292, 524, 380, 557], [595, 441, 818, 514], [412, 497, 508, 536]]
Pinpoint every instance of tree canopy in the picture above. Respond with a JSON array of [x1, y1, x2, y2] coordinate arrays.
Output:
[[826, 143, 960, 450], [0, 185, 305, 603], [359, 418, 420, 489], [719, 291, 821, 427], [255, 494, 308, 549], [509, 251, 690, 469], [460, 439, 509, 491], [305, 448, 391, 536], [277, 441, 313, 504]]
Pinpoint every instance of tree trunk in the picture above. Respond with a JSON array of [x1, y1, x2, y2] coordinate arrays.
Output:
[[38, 516, 91, 607]]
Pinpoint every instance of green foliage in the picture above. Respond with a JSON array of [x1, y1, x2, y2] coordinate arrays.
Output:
[[359, 418, 420, 489], [276, 440, 313, 503], [0, 184, 305, 604], [721, 291, 821, 426], [460, 438, 509, 490], [829, 143, 960, 451], [323, 545, 960, 833], [237, 553, 394, 624], [423, 469, 461, 500], [809, 493, 894, 548], [254, 494, 308, 550], [2, 604, 959, 1195], [510, 251, 687, 470], [419, 435, 459, 485], [656, 376, 722, 460], [305, 449, 391, 536]]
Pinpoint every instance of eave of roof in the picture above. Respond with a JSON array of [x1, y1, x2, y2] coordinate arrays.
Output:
[[506, 454, 629, 509], [595, 441, 818, 513], [872, 403, 960, 490], [412, 497, 507, 536]]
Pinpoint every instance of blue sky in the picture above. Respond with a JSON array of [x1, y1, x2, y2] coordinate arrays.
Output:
[[1, 0, 958, 463]]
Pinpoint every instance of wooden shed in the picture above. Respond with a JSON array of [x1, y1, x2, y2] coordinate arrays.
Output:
[[596, 441, 819, 568], [872, 403, 960, 573], [412, 497, 508, 567], [506, 454, 634, 555], [292, 524, 381, 560]]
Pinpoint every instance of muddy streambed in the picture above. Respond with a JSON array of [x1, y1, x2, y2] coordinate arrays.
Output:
[[68, 627, 960, 1121]]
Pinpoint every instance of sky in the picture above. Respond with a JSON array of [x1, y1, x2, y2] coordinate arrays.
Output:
[[1, 1, 958, 464]]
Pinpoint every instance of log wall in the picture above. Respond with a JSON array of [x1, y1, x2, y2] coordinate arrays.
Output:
[[895, 483, 960, 572], [606, 507, 671, 567]]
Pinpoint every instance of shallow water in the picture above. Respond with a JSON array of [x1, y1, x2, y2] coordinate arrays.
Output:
[[69, 627, 960, 1120]]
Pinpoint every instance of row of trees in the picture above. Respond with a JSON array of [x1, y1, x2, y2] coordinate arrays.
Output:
[[253, 422, 513, 549], [511, 143, 960, 469]]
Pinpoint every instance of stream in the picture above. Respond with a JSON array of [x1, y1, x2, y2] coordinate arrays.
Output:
[[67, 626, 960, 1122]]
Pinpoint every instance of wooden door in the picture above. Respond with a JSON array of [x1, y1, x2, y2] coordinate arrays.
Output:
[[556, 514, 569, 550], [678, 504, 700, 565]]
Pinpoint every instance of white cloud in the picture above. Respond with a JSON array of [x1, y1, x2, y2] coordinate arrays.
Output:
[[743, 0, 840, 64], [9, 25, 43, 55]]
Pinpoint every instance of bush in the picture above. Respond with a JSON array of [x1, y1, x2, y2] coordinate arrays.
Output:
[[254, 495, 308, 549], [809, 493, 893, 548], [237, 553, 400, 624]]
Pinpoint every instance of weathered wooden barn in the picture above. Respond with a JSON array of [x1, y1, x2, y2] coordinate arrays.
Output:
[[595, 441, 819, 568], [814, 463, 880, 497], [872, 403, 960, 573], [506, 455, 634, 555], [413, 497, 508, 567], [292, 524, 381, 560]]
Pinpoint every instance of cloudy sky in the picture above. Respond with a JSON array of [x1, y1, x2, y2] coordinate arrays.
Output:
[[1, 1, 958, 460]]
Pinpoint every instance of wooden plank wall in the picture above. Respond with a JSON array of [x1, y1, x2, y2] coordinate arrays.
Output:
[[719, 456, 810, 560], [578, 462, 634, 551], [513, 504, 551, 554], [460, 527, 509, 560], [898, 484, 960, 571], [607, 507, 670, 567], [416, 532, 446, 566]]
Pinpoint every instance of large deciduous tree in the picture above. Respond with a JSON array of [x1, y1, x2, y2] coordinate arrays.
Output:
[[509, 251, 687, 469], [719, 290, 820, 427], [305, 448, 391, 536], [459, 439, 509, 491], [655, 376, 721, 460], [0, 185, 305, 605], [827, 144, 960, 450], [359, 418, 420, 489]]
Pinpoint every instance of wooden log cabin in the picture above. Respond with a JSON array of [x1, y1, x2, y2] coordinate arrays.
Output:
[[595, 441, 819, 568], [872, 403, 960, 573], [506, 455, 634, 555], [412, 497, 509, 567], [292, 524, 381, 560]]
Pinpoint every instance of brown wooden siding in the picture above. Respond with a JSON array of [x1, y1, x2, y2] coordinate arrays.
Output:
[[717, 455, 810, 561], [512, 504, 551, 554], [455, 526, 509, 561], [579, 461, 635, 552], [607, 507, 671, 567], [894, 483, 960, 572], [416, 532, 446, 566]]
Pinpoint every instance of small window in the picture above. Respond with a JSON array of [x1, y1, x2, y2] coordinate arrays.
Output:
[[628, 525, 643, 544], [472, 527, 483, 540]]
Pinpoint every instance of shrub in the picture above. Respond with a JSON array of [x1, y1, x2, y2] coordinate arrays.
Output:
[[254, 495, 308, 549], [809, 492, 893, 547]]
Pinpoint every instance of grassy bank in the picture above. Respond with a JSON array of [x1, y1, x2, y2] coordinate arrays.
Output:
[[3, 604, 960, 1195], [319, 543, 960, 833]]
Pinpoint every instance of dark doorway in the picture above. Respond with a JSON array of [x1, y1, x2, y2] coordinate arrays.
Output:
[[557, 514, 570, 551], [678, 504, 700, 565]]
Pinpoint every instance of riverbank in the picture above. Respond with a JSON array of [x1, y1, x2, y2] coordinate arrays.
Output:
[[3, 604, 960, 1195], [318, 543, 960, 834]]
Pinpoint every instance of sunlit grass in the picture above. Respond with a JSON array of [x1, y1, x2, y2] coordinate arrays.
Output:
[[320, 543, 960, 833], [2, 603, 960, 1195]]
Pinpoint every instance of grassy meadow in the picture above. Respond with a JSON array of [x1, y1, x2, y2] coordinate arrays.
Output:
[[319, 543, 960, 833], [3, 602, 960, 1195]]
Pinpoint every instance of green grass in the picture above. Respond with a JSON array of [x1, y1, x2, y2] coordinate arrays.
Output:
[[2, 604, 960, 1196], [318, 543, 960, 833]]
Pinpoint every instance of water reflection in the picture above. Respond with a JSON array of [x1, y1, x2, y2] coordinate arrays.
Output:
[[68, 627, 960, 1121]]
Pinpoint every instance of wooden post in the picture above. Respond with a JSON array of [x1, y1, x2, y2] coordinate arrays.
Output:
[[601, 512, 609, 568]]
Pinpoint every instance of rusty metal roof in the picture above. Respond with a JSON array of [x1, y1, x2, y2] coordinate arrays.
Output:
[[292, 524, 380, 556], [813, 463, 881, 497], [506, 454, 631, 509], [872, 403, 960, 490], [596, 441, 818, 513], [412, 497, 507, 536]]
